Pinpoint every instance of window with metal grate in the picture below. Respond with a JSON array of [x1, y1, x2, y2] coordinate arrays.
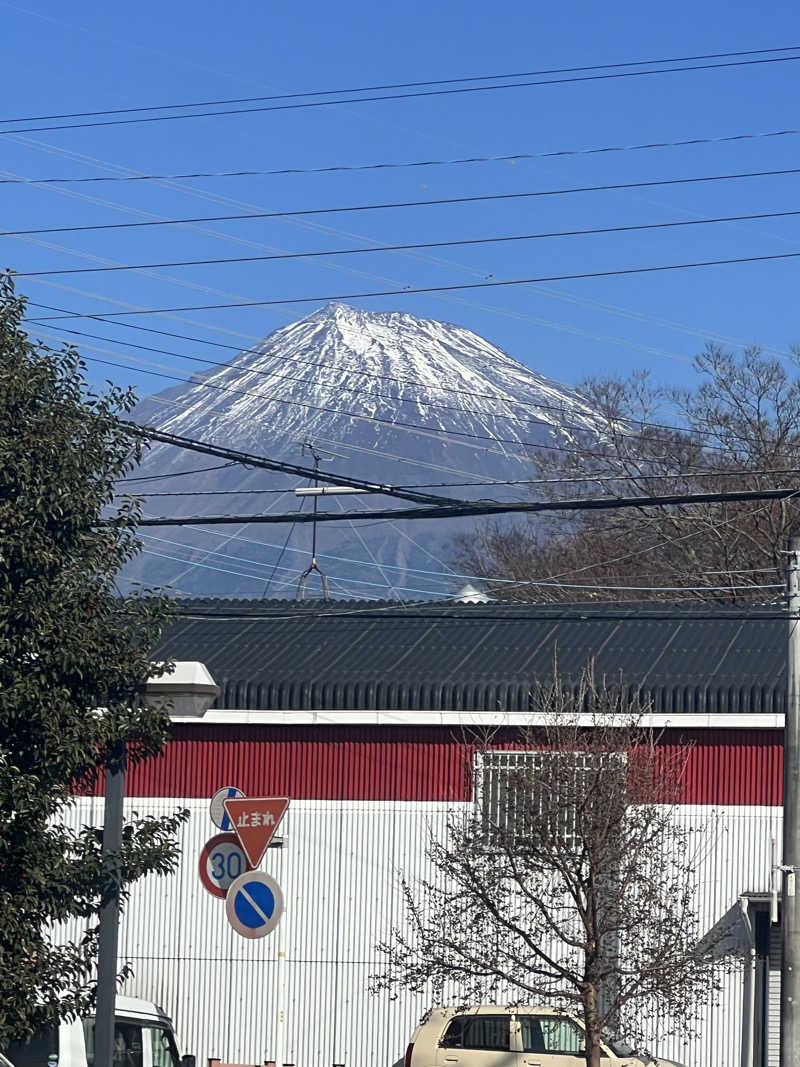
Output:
[[474, 749, 627, 850]]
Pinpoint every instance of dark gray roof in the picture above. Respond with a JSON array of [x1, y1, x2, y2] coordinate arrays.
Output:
[[154, 599, 788, 714]]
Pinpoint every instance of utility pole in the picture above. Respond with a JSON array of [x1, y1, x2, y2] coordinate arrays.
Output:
[[782, 535, 800, 1065], [94, 738, 125, 1067]]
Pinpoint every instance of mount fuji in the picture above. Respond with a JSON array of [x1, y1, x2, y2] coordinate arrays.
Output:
[[122, 303, 602, 600]]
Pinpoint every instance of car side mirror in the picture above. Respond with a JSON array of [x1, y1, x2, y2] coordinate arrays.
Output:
[[181, 1055, 196, 1067]]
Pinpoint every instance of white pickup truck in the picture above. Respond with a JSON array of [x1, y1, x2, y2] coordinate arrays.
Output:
[[4, 996, 194, 1067]]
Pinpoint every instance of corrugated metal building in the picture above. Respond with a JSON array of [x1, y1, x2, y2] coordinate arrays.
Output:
[[70, 601, 790, 1067]]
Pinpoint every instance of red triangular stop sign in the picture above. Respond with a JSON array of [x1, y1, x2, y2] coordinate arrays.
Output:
[[223, 796, 289, 867]]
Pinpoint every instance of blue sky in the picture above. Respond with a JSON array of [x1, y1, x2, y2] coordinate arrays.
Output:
[[3, 0, 800, 409]]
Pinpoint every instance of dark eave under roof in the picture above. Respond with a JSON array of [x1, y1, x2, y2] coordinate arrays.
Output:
[[153, 599, 787, 714]]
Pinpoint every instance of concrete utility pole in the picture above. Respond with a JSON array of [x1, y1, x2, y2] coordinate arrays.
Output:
[[94, 738, 125, 1067], [782, 535, 800, 1065], [92, 666, 218, 1067]]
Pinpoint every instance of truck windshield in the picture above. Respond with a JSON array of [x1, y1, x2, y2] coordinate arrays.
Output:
[[145, 1025, 180, 1067], [84, 1019, 180, 1067]]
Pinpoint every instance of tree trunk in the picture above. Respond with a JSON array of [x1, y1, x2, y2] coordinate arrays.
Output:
[[582, 983, 603, 1067], [585, 1034, 602, 1067]]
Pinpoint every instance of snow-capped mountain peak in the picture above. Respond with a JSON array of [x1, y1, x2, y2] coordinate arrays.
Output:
[[127, 305, 602, 600]]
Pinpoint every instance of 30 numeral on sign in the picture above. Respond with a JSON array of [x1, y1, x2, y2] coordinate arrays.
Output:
[[210, 848, 245, 882], [198, 833, 252, 898]]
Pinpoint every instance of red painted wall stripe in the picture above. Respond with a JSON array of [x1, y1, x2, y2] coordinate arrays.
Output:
[[102, 726, 786, 806]]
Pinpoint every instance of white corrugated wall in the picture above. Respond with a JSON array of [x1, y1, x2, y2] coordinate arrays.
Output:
[[61, 799, 780, 1067]]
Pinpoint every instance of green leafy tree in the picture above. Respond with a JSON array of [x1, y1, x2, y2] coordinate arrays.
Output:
[[0, 273, 185, 1043]]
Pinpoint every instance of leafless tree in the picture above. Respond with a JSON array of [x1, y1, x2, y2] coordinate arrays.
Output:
[[372, 667, 735, 1067], [453, 345, 800, 601]]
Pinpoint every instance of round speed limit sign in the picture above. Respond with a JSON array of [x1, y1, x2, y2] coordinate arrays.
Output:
[[198, 833, 252, 898]]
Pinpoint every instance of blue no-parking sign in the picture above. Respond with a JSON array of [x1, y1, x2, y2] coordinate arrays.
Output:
[[225, 870, 284, 939]]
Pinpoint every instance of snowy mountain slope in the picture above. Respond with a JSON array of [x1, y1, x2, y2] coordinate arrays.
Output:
[[122, 303, 603, 599]]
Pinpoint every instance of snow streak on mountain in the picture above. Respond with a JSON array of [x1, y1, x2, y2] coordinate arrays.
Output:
[[123, 303, 602, 600]]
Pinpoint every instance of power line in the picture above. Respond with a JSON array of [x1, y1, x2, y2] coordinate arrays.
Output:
[[4, 54, 800, 136], [136, 487, 298, 497], [142, 543, 439, 597], [30, 250, 800, 319], [5, 137, 685, 354], [14, 308, 742, 447], [138, 521, 783, 588], [25, 312, 787, 463], [141, 523, 456, 587], [17, 302, 667, 415], [156, 492, 800, 607], [4, 126, 800, 185], [23, 308, 610, 431], [16, 207, 800, 277], [150, 406, 499, 483], [136, 482, 733, 597], [139, 543, 452, 599], [124, 424, 458, 506], [59, 345, 709, 462], [400, 469, 800, 488], [5, 45, 796, 125], [520, 580, 783, 591], [153, 494, 800, 609], [17, 139, 645, 369], [32, 306, 800, 479], [260, 491, 307, 598], [7, 165, 800, 237], [119, 462, 238, 482], [138, 548, 301, 593], [130, 467, 800, 496], [139, 518, 456, 597], [10, 115, 798, 373], [32, 332, 602, 463], [145, 527, 781, 593], [17, 301, 785, 453], [171, 605, 793, 622], [13, 146, 798, 407], [136, 498, 790, 598], [103, 357, 597, 457], [13, 153, 783, 408], [131, 485, 800, 528], [512, 493, 799, 591]]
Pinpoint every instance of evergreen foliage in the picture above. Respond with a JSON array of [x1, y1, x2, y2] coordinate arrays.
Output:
[[0, 273, 185, 1043]]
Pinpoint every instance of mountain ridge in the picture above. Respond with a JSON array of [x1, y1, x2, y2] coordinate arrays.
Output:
[[123, 303, 601, 600]]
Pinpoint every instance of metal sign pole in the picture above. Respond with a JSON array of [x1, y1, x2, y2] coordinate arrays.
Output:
[[275, 837, 288, 1067], [782, 536, 800, 1065]]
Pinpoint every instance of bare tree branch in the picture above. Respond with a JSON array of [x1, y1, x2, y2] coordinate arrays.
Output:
[[372, 666, 738, 1067], [453, 344, 800, 603]]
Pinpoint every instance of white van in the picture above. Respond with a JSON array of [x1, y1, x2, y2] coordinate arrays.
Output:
[[4, 996, 194, 1067], [404, 1006, 686, 1067]]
